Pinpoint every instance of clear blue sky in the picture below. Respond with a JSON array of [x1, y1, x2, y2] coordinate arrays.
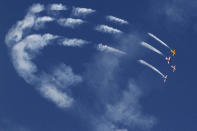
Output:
[[0, 0, 197, 131]]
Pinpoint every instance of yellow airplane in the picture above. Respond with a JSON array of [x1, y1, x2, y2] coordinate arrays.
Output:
[[171, 49, 176, 56]]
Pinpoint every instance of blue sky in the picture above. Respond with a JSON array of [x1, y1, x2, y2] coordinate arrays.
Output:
[[0, 0, 197, 131]]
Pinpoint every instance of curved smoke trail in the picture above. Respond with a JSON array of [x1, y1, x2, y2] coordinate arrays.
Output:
[[138, 60, 164, 78], [4, 3, 156, 131], [141, 41, 164, 56], [148, 33, 171, 50]]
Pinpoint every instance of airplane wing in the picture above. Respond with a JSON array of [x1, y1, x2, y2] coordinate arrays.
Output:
[[171, 50, 175, 56], [172, 50, 175, 56]]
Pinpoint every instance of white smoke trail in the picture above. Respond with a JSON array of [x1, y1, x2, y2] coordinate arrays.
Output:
[[57, 18, 85, 28], [49, 3, 67, 11], [138, 60, 164, 78], [106, 15, 128, 25], [72, 7, 95, 17], [30, 4, 44, 13], [97, 43, 126, 55], [148, 33, 171, 50], [60, 38, 89, 47], [5, 3, 156, 131], [95, 25, 122, 34], [141, 41, 164, 56]]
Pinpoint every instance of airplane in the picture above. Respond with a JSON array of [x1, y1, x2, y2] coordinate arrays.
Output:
[[171, 65, 176, 72], [163, 75, 168, 83], [165, 56, 171, 64], [171, 49, 176, 56]]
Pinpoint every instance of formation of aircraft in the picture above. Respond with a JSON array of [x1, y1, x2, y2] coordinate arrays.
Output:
[[163, 49, 176, 83], [142, 33, 177, 83]]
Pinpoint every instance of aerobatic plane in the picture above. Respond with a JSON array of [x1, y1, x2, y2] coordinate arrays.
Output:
[[171, 65, 176, 72], [171, 49, 176, 56], [163, 75, 168, 83], [165, 56, 171, 64]]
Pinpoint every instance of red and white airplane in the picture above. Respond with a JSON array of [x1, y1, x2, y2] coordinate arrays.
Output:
[[163, 75, 168, 83], [165, 56, 171, 64], [171, 65, 176, 72]]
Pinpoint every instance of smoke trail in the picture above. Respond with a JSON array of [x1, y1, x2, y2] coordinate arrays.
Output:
[[106, 15, 128, 25], [97, 43, 126, 55], [148, 33, 171, 50], [141, 41, 164, 56], [138, 60, 164, 78]]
